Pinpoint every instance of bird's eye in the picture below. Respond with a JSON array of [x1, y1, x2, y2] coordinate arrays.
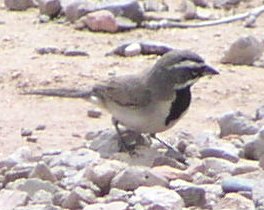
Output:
[[191, 71, 200, 78]]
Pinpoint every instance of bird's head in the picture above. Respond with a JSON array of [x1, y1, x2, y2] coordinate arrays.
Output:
[[150, 49, 219, 90]]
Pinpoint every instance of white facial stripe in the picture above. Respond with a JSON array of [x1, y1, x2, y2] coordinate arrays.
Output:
[[174, 78, 199, 89]]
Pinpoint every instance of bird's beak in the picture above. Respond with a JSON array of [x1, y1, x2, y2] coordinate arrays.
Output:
[[203, 64, 219, 75]]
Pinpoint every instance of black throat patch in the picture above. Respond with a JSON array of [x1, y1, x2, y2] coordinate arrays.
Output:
[[165, 86, 191, 126]]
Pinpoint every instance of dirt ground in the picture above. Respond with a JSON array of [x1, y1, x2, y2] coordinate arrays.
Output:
[[0, 1, 264, 159]]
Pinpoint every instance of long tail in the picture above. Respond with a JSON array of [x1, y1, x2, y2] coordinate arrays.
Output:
[[22, 88, 93, 99]]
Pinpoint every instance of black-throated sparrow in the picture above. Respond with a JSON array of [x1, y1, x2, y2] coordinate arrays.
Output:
[[23, 49, 219, 159]]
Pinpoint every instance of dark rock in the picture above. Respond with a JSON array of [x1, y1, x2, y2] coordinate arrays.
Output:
[[21, 128, 33, 137], [200, 147, 239, 163], [4, 0, 36, 11], [38, 0, 61, 18], [63, 48, 89, 56]]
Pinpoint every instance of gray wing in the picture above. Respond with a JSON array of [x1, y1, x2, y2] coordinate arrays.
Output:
[[93, 75, 152, 107]]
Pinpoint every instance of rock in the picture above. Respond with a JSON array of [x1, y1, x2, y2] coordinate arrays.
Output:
[[83, 201, 128, 210], [200, 184, 222, 209], [35, 46, 61, 55], [107, 41, 174, 56], [35, 124, 46, 131], [233, 161, 259, 175], [200, 147, 239, 163], [98, 0, 144, 25], [191, 0, 208, 7], [4, 163, 35, 185], [111, 166, 168, 191], [63, 0, 97, 22], [61, 187, 96, 209], [26, 136, 38, 143], [105, 188, 132, 203], [222, 177, 254, 193], [214, 193, 255, 210], [192, 172, 215, 184], [213, 0, 241, 9], [84, 160, 126, 193], [6, 178, 60, 197], [29, 162, 57, 182], [181, 0, 197, 20], [87, 108, 102, 118], [4, 0, 36, 11], [52, 190, 70, 207], [151, 165, 193, 182], [132, 186, 184, 209], [0, 189, 28, 210], [124, 43, 141, 57], [21, 128, 32, 137], [88, 129, 146, 158], [217, 111, 259, 138], [30, 190, 53, 205], [0, 147, 33, 169], [14, 204, 62, 210], [221, 36, 263, 65], [253, 179, 264, 208], [63, 48, 89, 56], [83, 10, 119, 33], [143, 0, 167, 12], [48, 149, 100, 170], [203, 157, 235, 176], [38, 0, 61, 18], [244, 127, 264, 160], [170, 179, 206, 207], [256, 105, 264, 121]]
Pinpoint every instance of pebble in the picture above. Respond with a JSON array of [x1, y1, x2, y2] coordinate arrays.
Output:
[[124, 43, 142, 57], [83, 201, 128, 210], [26, 136, 38, 143], [14, 204, 62, 210], [0, 189, 28, 210], [217, 111, 259, 138], [35, 124, 46, 131], [200, 147, 239, 163], [35, 46, 61, 55], [111, 166, 168, 191], [63, 48, 89, 56], [29, 162, 57, 182], [244, 127, 264, 160], [170, 179, 206, 207], [256, 105, 264, 121], [203, 157, 235, 176], [221, 35, 263, 65], [87, 108, 102, 118], [214, 193, 255, 210], [83, 10, 119, 33], [221, 177, 254, 193], [38, 0, 61, 18], [4, 0, 36, 11], [132, 186, 184, 209], [21, 128, 33, 137]]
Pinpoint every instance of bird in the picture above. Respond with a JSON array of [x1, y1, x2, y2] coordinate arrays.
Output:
[[23, 49, 219, 161]]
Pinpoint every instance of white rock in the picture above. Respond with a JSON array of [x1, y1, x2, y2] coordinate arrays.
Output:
[[221, 36, 263, 65], [83, 201, 128, 210], [132, 186, 184, 209], [111, 166, 168, 191], [0, 189, 28, 210], [124, 43, 141, 56], [84, 160, 126, 192]]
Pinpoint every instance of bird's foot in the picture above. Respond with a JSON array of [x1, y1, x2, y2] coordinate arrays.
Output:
[[150, 133, 188, 165]]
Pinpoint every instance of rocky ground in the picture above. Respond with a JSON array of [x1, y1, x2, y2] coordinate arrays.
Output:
[[1, 0, 264, 209]]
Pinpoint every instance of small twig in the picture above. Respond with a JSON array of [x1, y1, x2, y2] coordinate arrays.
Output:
[[143, 5, 264, 29]]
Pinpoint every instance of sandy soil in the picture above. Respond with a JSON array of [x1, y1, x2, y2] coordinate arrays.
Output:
[[0, 1, 264, 158]]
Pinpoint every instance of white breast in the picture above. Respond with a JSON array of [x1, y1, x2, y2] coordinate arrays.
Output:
[[106, 99, 179, 134]]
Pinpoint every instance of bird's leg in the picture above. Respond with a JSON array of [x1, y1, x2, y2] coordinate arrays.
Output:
[[150, 133, 187, 164], [112, 118, 135, 152]]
